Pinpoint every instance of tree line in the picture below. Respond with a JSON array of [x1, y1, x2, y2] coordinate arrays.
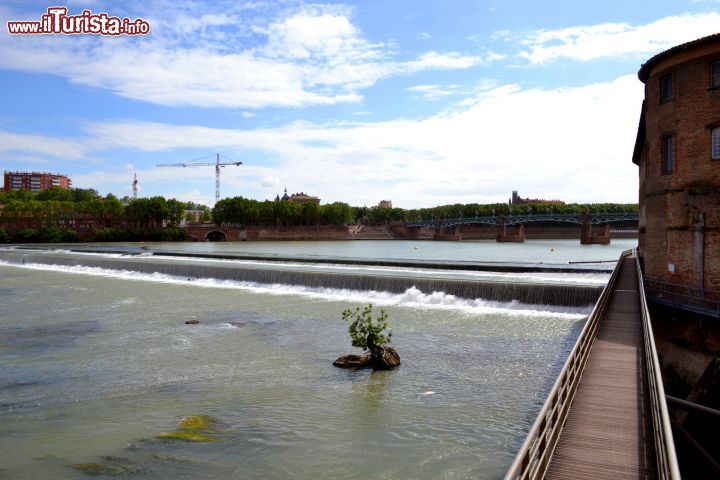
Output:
[[0, 186, 639, 242], [213, 197, 638, 227], [0, 187, 201, 242], [212, 197, 354, 227]]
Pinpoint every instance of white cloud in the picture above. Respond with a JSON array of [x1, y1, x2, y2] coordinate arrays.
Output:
[[407, 84, 464, 100], [21, 74, 645, 206], [261, 8, 360, 59], [0, 4, 486, 109], [407, 80, 498, 100], [417, 32, 431, 40], [408, 51, 483, 70], [519, 12, 720, 64], [261, 176, 281, 188], [164, 189, 216, 206], [0, 130, 88, 160]]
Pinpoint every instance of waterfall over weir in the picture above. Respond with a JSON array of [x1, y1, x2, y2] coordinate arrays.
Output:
[[0, 250, 603, 307]]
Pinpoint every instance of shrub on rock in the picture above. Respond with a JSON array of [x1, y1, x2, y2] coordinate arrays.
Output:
[[335, 305, 400, 370]]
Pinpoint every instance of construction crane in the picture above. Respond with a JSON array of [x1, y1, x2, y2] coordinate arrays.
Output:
[[156, 153, 242, 202]]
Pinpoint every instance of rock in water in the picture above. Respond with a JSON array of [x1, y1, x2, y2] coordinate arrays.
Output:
[[333, 354, 372, 369], [373, 346, 401, 370], [333, 348, 401, 370]]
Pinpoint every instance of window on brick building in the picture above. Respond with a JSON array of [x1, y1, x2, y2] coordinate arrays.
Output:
[[712, 61, 720, 88], [661, 74, 673, 102], [713, 127, 720, 160], [661, 135, 675, 174]]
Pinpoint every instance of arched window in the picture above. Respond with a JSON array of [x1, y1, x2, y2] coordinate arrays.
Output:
[[713, 127, 720, 160]]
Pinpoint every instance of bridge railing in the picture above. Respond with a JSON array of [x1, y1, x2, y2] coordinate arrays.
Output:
[[503, 249, 631, 480], [406, 212, 639, 228], [644, 277, 720, 318], [636, 259, 681, 480]]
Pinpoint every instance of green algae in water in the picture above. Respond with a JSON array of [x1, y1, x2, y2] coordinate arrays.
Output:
[[149, 453, 199, 464], [157, 415, 220, 443], [157, 431, 219, 443], [70, 462, 140, 475], [177, 415, 215, 432]]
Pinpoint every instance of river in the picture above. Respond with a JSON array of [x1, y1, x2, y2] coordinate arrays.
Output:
[[77, 238, 632, 266], [0, 239, 635, 479]]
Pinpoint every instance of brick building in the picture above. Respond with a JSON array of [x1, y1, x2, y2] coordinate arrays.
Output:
[[633, 34, 720, 301], [277, 188, 321, 204], [509, 190, 563, 205], [288, 192, 320, 204], [3, 171, 72, 192]]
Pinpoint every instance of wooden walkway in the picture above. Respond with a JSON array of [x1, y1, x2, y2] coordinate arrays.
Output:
[[546, 256, 658, 480]]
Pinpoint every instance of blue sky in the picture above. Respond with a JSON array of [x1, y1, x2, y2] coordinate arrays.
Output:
[[1, 0, 719, 207]]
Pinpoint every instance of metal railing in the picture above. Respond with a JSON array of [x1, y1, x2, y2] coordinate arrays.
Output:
[[504, 250, 681, 480], [503, 250, 631, 480], [644, 277, 720, 318], [637, 262, 681, 480], [406, 212, 639, 228]]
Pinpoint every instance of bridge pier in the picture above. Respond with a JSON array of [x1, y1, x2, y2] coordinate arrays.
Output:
[[496, 215, 525, 243], [434, 226, 461, 241], [581, 213, 610, 244]]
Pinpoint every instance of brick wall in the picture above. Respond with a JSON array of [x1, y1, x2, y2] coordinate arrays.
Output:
[[637, 36, 720, 290]]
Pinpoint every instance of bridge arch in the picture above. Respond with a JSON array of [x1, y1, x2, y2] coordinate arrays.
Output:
[[205, 230, 227, 241]]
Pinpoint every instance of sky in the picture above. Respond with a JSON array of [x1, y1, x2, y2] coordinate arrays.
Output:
[[1, 0, 719, 208]]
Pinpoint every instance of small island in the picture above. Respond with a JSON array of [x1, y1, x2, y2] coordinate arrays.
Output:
[[334, 305, 400, 370]]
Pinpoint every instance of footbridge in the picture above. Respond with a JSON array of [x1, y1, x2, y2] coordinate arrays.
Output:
[[406, 212, 639, 228], [504, 250, 680, 480], [406, 212, 638, 244]]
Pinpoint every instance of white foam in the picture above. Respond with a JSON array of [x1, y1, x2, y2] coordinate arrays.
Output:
[[0, 260, 591, 319], [25, 248, 610, 286], [160, 256, 610, 285]]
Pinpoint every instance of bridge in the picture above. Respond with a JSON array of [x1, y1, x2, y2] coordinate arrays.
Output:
[[185, 223, 246, 242], [406, 212, 638, 244], [504, 250, 680, 480], [406, 212, 639, 228]]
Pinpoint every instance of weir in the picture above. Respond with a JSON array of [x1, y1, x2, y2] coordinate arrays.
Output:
[[0, 250, 603, 307]]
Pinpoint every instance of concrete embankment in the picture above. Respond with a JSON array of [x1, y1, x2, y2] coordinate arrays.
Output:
[[248, 226, 351, 240], [0, 250, 603, 307], [248, 224, 637, 241], [187, 224, 636, 242]]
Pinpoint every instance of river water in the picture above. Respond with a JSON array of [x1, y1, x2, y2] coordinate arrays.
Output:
[[0, 239, 635, 479], [100, 238, 631, 266]]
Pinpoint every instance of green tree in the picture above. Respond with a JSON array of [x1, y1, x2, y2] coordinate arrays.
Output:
[[71, 188, 100, 203], [165, 198, 185, 227], [321, 202, 354, 225], [300, 202, 320, 225], [342, 304, 393, 360], [104, 194, 124, 219], [36, 186, 72, 202]]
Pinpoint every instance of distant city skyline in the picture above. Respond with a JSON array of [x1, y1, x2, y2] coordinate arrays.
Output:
[[1, 0, 718, 207]]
